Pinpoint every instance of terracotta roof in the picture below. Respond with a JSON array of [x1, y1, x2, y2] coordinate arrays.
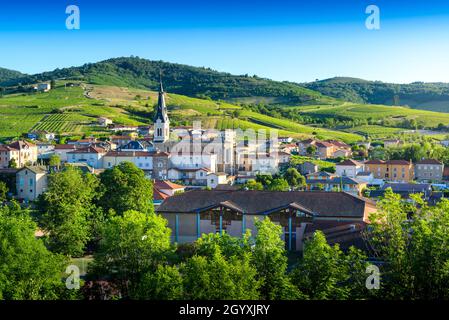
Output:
[[55, 144, 77, 150], [154, 180, 185, 190], [315, 141, 333, 148], [416, 159, 442, 165], [365, 160, 385, 165], [386, 160, 411, 165], [153, 187, 169, 201], [8, 140, 36, 149], [68, 146, 106, 154], [337, 159, 362, 167], [157, 190, 374, 218]]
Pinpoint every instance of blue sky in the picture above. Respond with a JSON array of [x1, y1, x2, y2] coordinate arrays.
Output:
[[1, 0, 449, 83]]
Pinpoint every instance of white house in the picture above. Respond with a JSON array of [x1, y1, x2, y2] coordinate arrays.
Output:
[[170, 153, 217, 173], [336, 159, 364, 179], [36, 83, 51, 92], [16, 166, 48, 201], [207, 172, 228, 189], [67, 146, 106, 169]]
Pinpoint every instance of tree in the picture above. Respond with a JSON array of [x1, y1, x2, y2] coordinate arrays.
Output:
[[0, 181, 8, 202], [252, 218, 302, 299], [366, 191, 449, 299], [284, 168, 306, 189], [92, 210, 172, 298], [240, 179, 263, 191], [49, 154, 61, 167], [98, 162, 153, 216], [182, 247, 260, 300], [0, 203, 75, 300], [290, 231, 368, 299], [267, 178, 290, 191], [306, 145, 316, 155], [37, 167, 101, 256], [131, 264, 183, 300], [8, 158, 17, 169]]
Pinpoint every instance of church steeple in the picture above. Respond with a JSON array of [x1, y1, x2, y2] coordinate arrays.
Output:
[[153, 76, 170, 143]]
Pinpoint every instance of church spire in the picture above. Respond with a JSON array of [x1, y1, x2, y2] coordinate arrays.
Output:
[[154, 77, 169, 124]]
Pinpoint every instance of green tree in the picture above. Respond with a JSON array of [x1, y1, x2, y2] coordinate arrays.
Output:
[[182, 248, 260, 300], [92, 210, 172, 298], [0, 203, 74, 300], [240, 179, 264, 191], [98, 162, 153, 216], [306, 145, 316, 155], [252, 218, 302, 299], [267, 178, 290, 191], [37, 167, 101, 256], [366, 191, 449, 299], [283, 168, 306, 189], [291, 231, 368, 299], [131, 264, 183, 300], [49, 154, 61, 167], [8, 158, 17, 168], [0, 181, 8, 202]]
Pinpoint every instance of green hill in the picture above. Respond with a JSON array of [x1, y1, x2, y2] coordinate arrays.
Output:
[[0, 57, 334, 106], [302, 77, 449, 112], [0, 67, 25, 83], [0, 82, 362, 143]]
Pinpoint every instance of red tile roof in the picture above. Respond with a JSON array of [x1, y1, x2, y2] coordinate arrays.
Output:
[[68, 146, 106, 154], [416, 159, 442, 165], [153, 187, 169, 201], [154, 180, 185, 190]]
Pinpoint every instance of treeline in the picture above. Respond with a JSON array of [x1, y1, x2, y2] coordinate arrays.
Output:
[[2, 163, 449, 299], [0, 57, 326, 104], [304, 77, 449, 111]]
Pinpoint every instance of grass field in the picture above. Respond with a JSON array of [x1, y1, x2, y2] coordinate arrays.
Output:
[[296, 103, 449, 127], [2, 81, 449, 143]]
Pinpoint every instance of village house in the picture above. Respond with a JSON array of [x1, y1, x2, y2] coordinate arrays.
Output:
[[157, 190, 376, 251], [0, 141, 38, 169], [305, 171, 366, 196], [370, 183, 433, 200], [36, 142, 55, 160], [336, 159, 364, 178], [415, 159, 444, 182], [298, 161, 319, 175], [110, 135, 135, 148], [364, 159, 414, 182], [98, 117, 113, 127], [16, 166, 48, 201], [168, 167, 211, 186], [207, 172, 228, 189], [35, 83, 51, 92], [280, 143, 298, 154], [279, 137, 293, 143], [67, 146, 107, 169], [54, 144, 78, 163], [27, 130, 55, 141]]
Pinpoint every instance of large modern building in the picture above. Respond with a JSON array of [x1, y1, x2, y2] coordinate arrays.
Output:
[[157, 190, 376, 251]]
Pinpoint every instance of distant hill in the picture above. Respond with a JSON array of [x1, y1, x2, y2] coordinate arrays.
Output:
[[0, 57, 333, 105], [302, 77, 449, 112], [0, 67, 25, 83]]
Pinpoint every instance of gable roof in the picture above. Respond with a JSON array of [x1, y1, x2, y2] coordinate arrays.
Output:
[[416, 159, 443, 165], [18, 166, 47, 175], [154, 180, 185, 190], [337, 159, 362, 167], [68, 146, 106, 154], [157, 190, 374, 218]]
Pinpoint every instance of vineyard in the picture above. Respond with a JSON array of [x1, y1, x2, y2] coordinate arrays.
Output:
[[31, 113, 88, 133]]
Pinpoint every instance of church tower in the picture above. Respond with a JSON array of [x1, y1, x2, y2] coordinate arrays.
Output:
[[153, 79, 170, 143]]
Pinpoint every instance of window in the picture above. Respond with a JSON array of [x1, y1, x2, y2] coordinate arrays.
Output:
[[29, 179, 33, 186]]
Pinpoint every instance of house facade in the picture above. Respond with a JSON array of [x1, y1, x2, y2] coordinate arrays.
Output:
[[365, 160, 414, 182], [415, 159, 444, 182], [67, 146, 106, 169], [336, 159, 364, 178], [16, 166, 48, 201], [0, 141, 38, 168]]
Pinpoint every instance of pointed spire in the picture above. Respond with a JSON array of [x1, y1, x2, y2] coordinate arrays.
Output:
[[154, 74, 169, 124]]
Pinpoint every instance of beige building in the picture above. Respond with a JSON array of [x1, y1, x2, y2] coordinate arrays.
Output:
[[0, 141, 37, 168], [365, 160, 414, 182], [16, 166, 48, 201]]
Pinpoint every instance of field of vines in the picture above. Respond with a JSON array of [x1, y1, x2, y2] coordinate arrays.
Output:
[[31, 113, 85, 133]]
